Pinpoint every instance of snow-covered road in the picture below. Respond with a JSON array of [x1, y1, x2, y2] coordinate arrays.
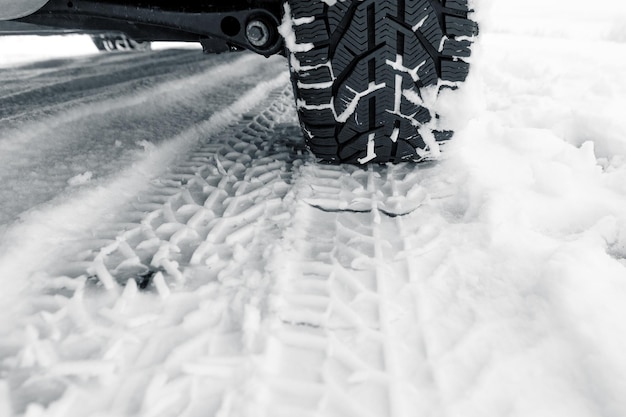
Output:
[[1, 1, 626, 416]]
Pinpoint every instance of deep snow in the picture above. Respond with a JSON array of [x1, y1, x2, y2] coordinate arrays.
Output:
[[1, 0, 626, 416]]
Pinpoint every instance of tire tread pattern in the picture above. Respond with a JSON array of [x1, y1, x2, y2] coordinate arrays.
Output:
[[285, 0, 478, 164]]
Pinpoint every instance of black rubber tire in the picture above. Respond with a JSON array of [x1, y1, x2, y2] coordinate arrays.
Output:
[[91, 34, 151, 52], [283, 0, 478, 164]]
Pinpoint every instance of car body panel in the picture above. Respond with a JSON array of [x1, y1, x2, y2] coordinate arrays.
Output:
[[0, 0, 50, 20], [0, 20, 87, 35]]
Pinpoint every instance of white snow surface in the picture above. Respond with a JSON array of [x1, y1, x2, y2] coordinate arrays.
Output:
[[1, 1, 626, 416], [0, 35, 96, 68]]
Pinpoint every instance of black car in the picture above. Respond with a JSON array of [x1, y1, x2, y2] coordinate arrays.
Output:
[[1, 0, 478, 164]]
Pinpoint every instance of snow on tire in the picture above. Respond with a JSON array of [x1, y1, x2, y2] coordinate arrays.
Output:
[[281, 0, 478, 164]]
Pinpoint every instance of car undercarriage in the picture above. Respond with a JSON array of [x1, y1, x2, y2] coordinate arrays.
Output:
[[2, 0, 284, 56]]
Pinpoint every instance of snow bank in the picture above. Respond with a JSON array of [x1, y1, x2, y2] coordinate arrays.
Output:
[[415, 1, 626, 414]]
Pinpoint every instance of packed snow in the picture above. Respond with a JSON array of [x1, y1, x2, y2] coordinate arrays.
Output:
[[1, 0, 626, 416]]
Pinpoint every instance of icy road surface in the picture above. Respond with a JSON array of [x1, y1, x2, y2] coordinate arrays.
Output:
[[2, 1, 626, 416]]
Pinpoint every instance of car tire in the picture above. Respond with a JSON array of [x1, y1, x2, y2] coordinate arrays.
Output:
[[282, 0, 478, 164]]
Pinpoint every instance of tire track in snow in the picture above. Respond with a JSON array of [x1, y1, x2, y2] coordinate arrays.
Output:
[[0, 53, 285, 227], [240, 163, 450, 417], [0, 48, 202, 106], [0, 73, 310, 417], [0, 50, 237, 128], [0, 47, 195, 85]]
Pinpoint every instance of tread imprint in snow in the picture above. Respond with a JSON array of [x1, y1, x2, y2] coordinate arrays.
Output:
[[3, 86, 310, 416], [0, 49, 206, 126], [72, 90, 304, 291], [250, 163, 444, 416], [286, 0, 477, 164]]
